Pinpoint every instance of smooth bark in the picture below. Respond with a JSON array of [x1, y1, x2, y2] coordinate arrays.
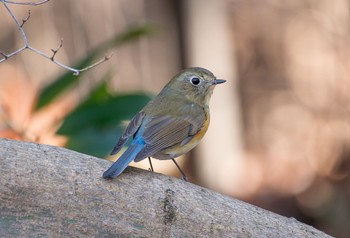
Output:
[[0, 138, 331, 237]]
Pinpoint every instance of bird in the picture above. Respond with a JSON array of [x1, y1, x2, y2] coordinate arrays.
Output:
[[102, 67, 226, 180]]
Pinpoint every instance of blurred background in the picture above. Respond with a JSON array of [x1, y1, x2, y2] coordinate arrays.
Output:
[[1, 0, 350, 237]]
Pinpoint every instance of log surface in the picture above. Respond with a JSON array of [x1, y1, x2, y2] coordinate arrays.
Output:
[[0, 138, 332, 237]]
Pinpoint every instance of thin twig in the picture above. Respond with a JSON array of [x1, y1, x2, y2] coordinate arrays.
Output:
[[51, 38, 63, 61], [0, 46, 27, 63], [2, 0, 29, 45], [20, 10, 30, 27], [0, 0, 111, 75], [74, 53, 113, 76], [0, 51, 8, 60], [4, 0, 49, 6]]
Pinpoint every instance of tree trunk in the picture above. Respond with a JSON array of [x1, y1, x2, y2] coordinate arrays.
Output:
[[0, 138, 331, 237]]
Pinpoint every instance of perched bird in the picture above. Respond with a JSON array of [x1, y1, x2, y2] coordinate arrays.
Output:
[[103, 67, 226, 180]]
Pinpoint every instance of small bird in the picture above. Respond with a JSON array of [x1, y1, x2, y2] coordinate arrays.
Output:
[[103, 67, 226, 180]]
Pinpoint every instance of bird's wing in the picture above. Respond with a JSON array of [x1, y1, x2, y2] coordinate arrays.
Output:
[[110, 111, 145, 155], [134, 111, 206, 162]]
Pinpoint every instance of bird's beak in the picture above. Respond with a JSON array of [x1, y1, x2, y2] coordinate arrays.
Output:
[[213, 79, 226, 85]]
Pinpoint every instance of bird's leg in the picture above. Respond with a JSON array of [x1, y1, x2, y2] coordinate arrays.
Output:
[[171, 159, 188, 181], [148, 157, 154, 172]]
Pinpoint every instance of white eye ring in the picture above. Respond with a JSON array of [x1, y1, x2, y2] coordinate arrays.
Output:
[[190, 77, 201, 85]]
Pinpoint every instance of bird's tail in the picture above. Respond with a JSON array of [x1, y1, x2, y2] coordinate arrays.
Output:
[[102, 144, 143, 179]]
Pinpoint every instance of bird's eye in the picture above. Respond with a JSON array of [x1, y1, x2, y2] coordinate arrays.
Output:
[[190, 77, 201, 85]]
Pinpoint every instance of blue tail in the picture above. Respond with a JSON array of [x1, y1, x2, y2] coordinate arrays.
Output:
[[103, 144, 144, 179]]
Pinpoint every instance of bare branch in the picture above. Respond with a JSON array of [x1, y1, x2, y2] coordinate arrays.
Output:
[[0, 51, 8, 60], [20, 10, 30, 27], [26, 45, 82, 75], [4, 0, 49, 6], [2, 0, 29, 45], [0, 0, 111, 75], [50, 38, 63, 61], [0, 46, 27, 63], [74, 53, 113, 76]]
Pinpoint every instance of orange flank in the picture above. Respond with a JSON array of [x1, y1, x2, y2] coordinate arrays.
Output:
[[163, 111, 210, 157]]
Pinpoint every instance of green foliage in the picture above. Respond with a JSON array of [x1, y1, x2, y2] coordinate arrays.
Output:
[[58, 81, 151, 157], [35, 25, 154, 157]]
